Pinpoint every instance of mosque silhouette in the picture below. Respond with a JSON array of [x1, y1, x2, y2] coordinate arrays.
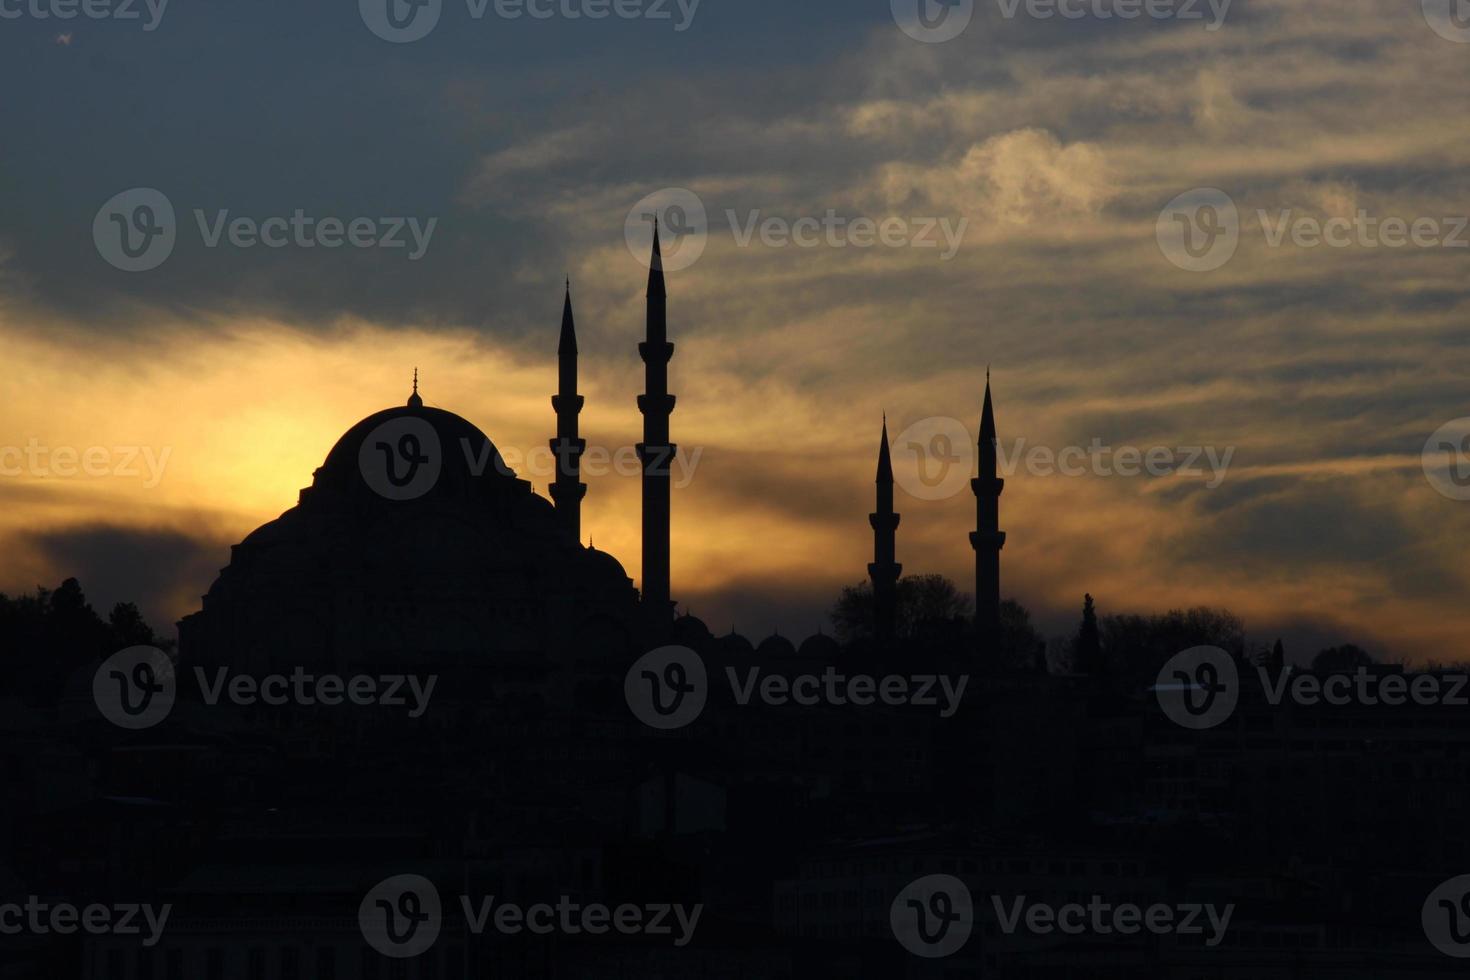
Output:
[[179, 223, 1006, 671], [4, 228, 1469, 980]]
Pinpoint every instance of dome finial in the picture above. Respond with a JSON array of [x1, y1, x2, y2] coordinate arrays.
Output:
[[408, 368, 423, 408]]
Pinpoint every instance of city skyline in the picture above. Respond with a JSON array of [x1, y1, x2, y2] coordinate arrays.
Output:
[[2, 0, 1468, 661]]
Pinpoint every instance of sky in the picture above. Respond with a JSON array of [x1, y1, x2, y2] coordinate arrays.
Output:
[[1, 0, 1468, 661]]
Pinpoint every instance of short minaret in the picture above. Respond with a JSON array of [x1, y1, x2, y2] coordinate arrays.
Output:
[[868, 417, 902, 648], [637, 222, 677, 629], [549, 281, 587, 541], [970, 373, 1006, 654]]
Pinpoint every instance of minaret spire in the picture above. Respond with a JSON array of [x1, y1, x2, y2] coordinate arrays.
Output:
[[638, 219, 677, 634], [868, 416, 902, 649], [407, 368, 422, 407], [550, 282, 587, 541], [971, 375, 1006, 657]]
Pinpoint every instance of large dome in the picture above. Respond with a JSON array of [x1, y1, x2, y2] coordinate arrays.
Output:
[[308, 400, 520, 506], [179, 392, 641, 679]]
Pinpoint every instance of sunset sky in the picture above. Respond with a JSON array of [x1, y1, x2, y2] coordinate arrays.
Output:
[[2, 0, 1468, 661]]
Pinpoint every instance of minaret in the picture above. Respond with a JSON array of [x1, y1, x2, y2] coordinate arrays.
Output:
[[549, 281, 587, 541], [868, 417, 902, 648], [637, 221, 677, 629], [970, 373, 1006, 654]]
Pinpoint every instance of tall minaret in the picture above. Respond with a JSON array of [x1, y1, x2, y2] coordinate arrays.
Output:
[[970, 373, 1006, 654], [637, 221, 677, 628], [868, 417, 902, 647], [549, 281, 587, 541]]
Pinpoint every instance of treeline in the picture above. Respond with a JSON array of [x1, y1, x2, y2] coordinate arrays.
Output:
[[0, 578, 163, 704], [829, 575, 1389, 676]]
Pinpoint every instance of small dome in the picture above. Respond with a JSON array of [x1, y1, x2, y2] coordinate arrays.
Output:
[[673, 613, 712, 645], [582, 547, 631, 584], [718, 630, 754, 656], [757, 632, 797, 658], [797, 632, 840, 660]]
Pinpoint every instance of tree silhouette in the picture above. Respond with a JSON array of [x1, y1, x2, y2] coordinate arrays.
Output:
[[829, 574, 973, 645], [1311, 644, 1375, 673], [1071, 593, 1103, 675], [0, 579, 162, 702]]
